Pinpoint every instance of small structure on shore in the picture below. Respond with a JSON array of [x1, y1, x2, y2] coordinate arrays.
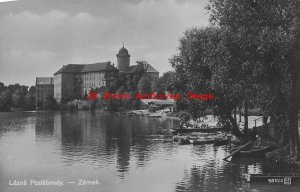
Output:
[[140, 99, 176, 112], [68, 100, 91, 110]]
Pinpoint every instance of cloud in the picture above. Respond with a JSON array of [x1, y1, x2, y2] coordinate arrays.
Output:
[[0, 10, 113, 85], [0, 0, 209, 85], [0, 10, 110, 52], [0, 0, 18, 3]]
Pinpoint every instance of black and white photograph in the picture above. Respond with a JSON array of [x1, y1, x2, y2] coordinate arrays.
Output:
[[0, 0, 299, 192]]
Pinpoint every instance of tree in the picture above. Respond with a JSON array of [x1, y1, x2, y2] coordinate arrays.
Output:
[[137, 76, 152, 93], [208, 0, 299, 159], [24, 86, 36, 110], [130, 60, 150, 90], [24, 93, 35, 110], [0, 82, 5, 93], [136, 60, 150, 75], [0, 89, 12, 111], [12, 88, 27, 108], [155, 71, 177, 93], [170, 28, 216, 118], [170, 27, 247, 137], [28, 86, 36, 95]]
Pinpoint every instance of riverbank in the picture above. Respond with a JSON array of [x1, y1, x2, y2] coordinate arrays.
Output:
[[266, 149, 300, 166]]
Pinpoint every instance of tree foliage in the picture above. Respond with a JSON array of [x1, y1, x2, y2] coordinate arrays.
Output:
[[155, 71, 177, 93], [0, 89, 12, 111], [102, 60, 154, 112], [0, 82, 37, 111], [170, 27, 248, 136], [207, 0, 299, 159], [170, 0, 299, 148]]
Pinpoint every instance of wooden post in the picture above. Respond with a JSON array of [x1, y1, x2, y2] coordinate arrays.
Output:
[[244, 100, 248, 133], [223, 141, 253, 161]]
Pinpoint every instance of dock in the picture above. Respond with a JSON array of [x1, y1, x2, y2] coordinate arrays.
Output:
[[244, 173, 300, 185]]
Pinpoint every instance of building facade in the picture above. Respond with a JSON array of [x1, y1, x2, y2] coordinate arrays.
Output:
[[116, 45, 130, 72], [52, 46, 159, 103], [127, 64, 159, 80], [80, 62, 119, 95], [54, 64, 85, 103], [35, 77, 54, 107], [54, 62, 118, 103]]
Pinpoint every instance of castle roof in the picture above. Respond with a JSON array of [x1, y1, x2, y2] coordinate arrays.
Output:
[[54, 64, 85, 75], [117, 46, 130, 57], [81, 62, 118, 73], [128, 64, 159, 73], [54, 62, 118, 75], [36, 77, 54, 85]]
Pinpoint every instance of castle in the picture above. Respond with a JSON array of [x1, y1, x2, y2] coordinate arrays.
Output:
[[35, 45, 159, 104]]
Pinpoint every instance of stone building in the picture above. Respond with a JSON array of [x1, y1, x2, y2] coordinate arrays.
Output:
[[80, 62, 119, 95], [116, 45, 159, 79], [127, 64, 159, 80], [35, 77, 54, 107], [116, 45, 130, 73], [53, 45, 159, 103], [54, 64, 85, 103], [54, 62, 118, 103]]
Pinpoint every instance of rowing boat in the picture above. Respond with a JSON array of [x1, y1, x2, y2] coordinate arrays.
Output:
[[191, 138, 215, 145], [232, 145, 273, 158], [151, 138, 174, 143], [214, 138, 229, 146], [172, 127, 225, 133], [181, 135, 229, 146]]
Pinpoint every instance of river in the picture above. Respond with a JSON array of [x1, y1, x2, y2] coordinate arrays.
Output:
[[0, 111, 299, 192]]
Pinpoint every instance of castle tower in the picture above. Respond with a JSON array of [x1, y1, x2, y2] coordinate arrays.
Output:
[[116, 43, 130, 72]]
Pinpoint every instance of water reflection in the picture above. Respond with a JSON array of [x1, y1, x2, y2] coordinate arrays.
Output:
[[35, 112, 55, 139], [0, 111, 299, 192], [174, 148, 263, 192], [49, 112, 177, 179]]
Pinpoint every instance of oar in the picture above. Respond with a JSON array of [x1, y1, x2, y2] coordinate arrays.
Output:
[[223, 141, 253, 161]]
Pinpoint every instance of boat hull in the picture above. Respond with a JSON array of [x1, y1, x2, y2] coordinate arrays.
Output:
[[233, 145, 273, 158], [214, 139, 229, 146], [192, 139, 215, 145], [172, 127, 225, 133]]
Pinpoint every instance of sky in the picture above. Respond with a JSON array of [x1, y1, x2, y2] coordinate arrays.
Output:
[[0, 0, 210, 86]]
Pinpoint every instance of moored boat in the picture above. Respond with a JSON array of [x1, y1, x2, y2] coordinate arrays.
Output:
[[232, 145, 274, 158], [173, 135, 189, 142], [172, 127, 226, 133], [180, 134, 229, 146], [191, 138, 215, 145], [151, 138, 174, 143], [181, 138, 192, 145], [213, 138, 229, 146], [148, 114, 163, 118]]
